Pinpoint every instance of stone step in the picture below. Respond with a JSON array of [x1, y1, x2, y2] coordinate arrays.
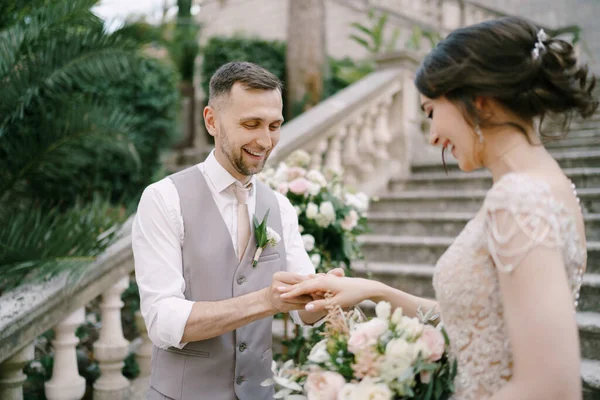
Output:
[[366, 212, 600, 241], [411, 149, 600, 174], [396, 167, 600, 191], [545, 135, 600, 149], [582, 359, 600, 400], [579, 313, 600, 362], [358, 235, 600, 275], [369, 188, 600, 214], [580, 273, 600, 314]]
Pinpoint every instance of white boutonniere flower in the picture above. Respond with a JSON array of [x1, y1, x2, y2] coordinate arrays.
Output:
[[252, 209, 281, 267]]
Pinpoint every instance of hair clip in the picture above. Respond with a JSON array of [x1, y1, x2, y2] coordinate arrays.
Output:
[[532, 29, 547, 60]]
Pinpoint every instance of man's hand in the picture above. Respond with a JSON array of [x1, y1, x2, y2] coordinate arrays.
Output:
[[264, 271, 314, 313]]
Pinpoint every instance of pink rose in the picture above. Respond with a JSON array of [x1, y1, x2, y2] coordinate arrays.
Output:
[[287, 166, 307, 181], [288, 178, 311, 195], [340, 210, 359, 231], [348, 318, 388, 354], [277, 182, 289, 195], [419, 325, 445, 361], [305, 371, 345, 400]]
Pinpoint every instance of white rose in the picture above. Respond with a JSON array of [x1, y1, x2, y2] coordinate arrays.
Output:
[[286, 150, 311, 168], [266, 227, 281, 245], [315, 213, 332, 228], [302, 234, 315, 252], [353, 378, 393, 400], [315, 201, 336, 227], [273, 163, 289, 184], [306, 169, 328, 187], [308, 182, 322, 196], [397, 316, 423, 340], [295, 206, 302, 216], [345, 192, 369, 213], [414, 339, 432, 361], [381, 339, 417, 383], [298, 225, 304, 233], [306, 203, 319, 219], [311, 253, 321, 268], [307, 339, 329, 364], [319, 201, 335, 219], [391, 308, 403, 325], [385, 338, 415, 361], [375, 301, 392, 321], [337, 383, 357, 400]]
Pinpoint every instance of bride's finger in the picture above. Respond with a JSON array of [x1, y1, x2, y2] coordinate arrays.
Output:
[[279, 280, 325, 298], [304, 299, 329, 312]]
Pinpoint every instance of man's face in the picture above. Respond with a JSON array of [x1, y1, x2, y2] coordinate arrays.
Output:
[[206, 82, 284, 182]]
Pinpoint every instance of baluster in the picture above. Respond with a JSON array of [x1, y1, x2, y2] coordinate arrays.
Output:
[[44, 308, 86, 400], [93, 277, 131, 400], [373, 97, 393, 162], [324, 125, 347, 175], [310, 140, 328, 170], [357, 109, 377, 178], [134, 310, 152, 377], [0, 344, 34, 400], [342, 119, 362, 186]]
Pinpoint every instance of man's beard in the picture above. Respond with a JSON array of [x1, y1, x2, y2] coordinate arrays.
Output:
[[219, 131, 269, 177]]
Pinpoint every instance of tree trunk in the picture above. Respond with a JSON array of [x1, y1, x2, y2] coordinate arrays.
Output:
[[286, 0, 326, 120]]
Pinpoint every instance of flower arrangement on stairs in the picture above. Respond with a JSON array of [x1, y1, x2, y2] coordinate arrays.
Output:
[[257, 150, 370, 363]]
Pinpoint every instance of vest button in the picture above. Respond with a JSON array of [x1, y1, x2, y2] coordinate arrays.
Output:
[[236, 376, 244, 385], [237, 276, 246, 285], [239, 343, 247, 352]]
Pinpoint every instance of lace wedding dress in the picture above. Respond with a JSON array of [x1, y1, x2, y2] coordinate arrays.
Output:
[[433, 172, 587, 399]]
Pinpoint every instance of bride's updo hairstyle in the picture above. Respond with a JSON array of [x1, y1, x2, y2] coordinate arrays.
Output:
[[415, 16, 598, 140]]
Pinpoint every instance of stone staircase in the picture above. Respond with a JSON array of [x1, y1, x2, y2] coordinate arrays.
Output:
[[355, 114, 600, 399]]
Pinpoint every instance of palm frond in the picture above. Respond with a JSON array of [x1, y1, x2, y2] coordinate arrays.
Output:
[[1, 30, 138, 131], [0, 0, 101, 78], [0, 96, 136, 196], [0, 196, 128, 294]]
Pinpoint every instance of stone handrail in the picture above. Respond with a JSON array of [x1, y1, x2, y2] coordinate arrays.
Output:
[[269, 62, 420, 196], [0, 218, 152, 399], [368, 0, 580, 39]]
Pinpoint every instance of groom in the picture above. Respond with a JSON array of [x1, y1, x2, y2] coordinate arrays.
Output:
[[132, 61, 335, 400]]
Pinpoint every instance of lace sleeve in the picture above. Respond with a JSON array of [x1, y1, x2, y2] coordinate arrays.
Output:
[[483, 176, 564, 274]]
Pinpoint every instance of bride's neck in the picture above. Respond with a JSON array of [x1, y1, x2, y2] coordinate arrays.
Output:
[[481, 128, 547, 182]]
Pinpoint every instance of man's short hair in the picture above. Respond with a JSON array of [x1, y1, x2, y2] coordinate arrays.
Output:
[[208, 61, 283, 107]]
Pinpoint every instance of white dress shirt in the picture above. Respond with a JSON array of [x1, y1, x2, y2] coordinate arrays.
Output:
[[132, 151, 315, 349]]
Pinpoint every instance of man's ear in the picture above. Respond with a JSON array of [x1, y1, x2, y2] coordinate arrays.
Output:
[[204, 105, 218, 138]]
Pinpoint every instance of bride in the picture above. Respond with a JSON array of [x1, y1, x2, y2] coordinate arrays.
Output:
[[280, 17, 598, 400]]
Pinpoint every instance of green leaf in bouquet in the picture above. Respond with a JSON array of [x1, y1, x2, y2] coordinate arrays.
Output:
[[441, 326, 451, 347], [424, 375, 435, 400]]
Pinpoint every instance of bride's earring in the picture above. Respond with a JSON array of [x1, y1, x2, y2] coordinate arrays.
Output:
[[475, 124, 484, 143]]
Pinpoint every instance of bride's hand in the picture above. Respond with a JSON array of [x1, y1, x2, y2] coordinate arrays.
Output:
[[279, 276, 375, 312]]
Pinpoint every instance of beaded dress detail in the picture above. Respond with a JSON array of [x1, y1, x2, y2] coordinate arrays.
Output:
[[432, 172, 587, 399]]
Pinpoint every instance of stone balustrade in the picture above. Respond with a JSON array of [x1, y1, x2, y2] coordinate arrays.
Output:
[[269, 51, 426, 196], [0, 219, 154, 400]]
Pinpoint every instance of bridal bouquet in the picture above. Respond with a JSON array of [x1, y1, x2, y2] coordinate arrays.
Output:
[[258, 150, 369, 273], [263, 301, 457, 399]]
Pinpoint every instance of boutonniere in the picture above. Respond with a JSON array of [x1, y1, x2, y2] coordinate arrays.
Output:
[[252, 209, 281, 267]]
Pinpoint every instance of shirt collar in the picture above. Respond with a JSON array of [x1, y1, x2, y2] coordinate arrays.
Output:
[[204, 150, 256, 194]]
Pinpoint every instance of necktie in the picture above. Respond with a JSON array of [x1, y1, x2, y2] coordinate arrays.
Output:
[[234, 184, 251, 260]]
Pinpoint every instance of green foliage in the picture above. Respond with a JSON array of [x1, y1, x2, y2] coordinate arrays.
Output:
[[201, 35, 373, 120], [324, 57, 375, 98], [405, 25, 442, 52], [200, 35, 287, 99], [349, 8, 400, 54]]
